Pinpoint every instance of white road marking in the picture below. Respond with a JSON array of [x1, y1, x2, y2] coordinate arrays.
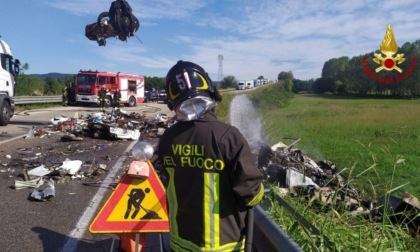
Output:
[[0, 134, 26, 145], [61, 140, 137, 252]]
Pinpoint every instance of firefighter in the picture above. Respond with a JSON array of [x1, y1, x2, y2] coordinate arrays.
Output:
[[157, 60, 264, 252], [67, 82, 76, 105], [151, 88, 158, 102], [62, 87, 68, 106], [113, 88, 122, 108], [98, 86, 109, 112]]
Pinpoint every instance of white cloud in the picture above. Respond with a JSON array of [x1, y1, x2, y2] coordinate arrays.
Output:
[[42, 0, 208, 19], [35, 0, 420, 79], [182, 0, 420, 79], [40, 0, 107, 15]]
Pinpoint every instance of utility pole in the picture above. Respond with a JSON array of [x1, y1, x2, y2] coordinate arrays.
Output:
[[218, 54, 224, 81]]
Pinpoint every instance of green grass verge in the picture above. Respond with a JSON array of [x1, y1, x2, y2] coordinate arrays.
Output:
[[264, 185, 420, 251], [261, 93, 420, 198], [216, 84, 420, 251]]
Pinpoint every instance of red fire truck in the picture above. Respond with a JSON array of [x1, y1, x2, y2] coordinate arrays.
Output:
[[75, 70, 145, 107]]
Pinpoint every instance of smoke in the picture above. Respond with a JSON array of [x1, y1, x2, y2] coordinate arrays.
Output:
[[229, 95, 264, 151]]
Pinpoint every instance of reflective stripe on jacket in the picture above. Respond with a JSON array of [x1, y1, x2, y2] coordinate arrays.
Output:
[[98, 88, 108, 100], [158, 110, 264, 251]]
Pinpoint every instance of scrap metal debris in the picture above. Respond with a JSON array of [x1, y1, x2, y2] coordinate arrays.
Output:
[[258, 141, 420, 237], [58, 159, 83, 176], [85, 0, 140, 46], [30, 179, 55, 201], [14, 177, 44, 190], [26, 108, 173, 141], [28, 165, 51, 177], [2, 108, 173, 203]]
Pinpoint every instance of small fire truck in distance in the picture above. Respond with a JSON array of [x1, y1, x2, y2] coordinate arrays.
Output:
[[75, 70, 145, 107]]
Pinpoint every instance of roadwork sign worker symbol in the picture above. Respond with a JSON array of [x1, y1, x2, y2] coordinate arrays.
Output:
[[89, 162, 169, 234], [125, 188, 149, 219], [124, 187, 162, 220]]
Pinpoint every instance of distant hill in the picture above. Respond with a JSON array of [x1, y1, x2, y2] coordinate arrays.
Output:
[[29, 72, 74, 81]]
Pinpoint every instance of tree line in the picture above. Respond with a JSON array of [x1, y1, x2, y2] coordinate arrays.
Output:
[[292, 39, 420, 98]]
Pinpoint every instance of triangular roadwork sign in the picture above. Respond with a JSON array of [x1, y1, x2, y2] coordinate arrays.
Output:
[[89, 160, 169, 233]]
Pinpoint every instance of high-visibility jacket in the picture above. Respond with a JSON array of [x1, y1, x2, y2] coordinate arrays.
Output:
[[113, 91, 121, 101], [157, 110, 264, 252], [62, 88, 68, 101], [98, 88, 108, 100]]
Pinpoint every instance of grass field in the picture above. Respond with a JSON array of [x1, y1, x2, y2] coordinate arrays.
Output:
[[216, 86, 420, 250], [261, 94, 420, 198]]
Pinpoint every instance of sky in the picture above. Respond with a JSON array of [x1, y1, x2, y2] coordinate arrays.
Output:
[[1, 0, 420, 81]]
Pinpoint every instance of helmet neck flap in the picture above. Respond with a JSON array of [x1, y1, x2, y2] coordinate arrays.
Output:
[[175, 96, 217, 121]]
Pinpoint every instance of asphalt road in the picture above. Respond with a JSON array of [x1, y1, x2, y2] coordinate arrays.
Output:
[[0, 102, 174, 252]]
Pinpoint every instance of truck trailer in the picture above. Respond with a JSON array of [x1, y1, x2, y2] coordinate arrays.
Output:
[[0, 36, 20, 126], [238, 80, 254, 90], [246, 80, 254, 89], [238, 81, 246, 90]]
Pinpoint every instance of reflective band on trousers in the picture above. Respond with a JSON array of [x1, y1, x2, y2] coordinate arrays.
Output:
[[166, 169, 245, 251]]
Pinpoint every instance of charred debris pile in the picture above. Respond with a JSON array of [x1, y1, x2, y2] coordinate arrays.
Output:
[[1, 108, 172, 201], [47, 108, 172, 141], [257, 141, 420, 237]]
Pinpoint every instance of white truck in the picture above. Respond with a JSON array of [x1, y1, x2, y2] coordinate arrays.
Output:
[[238, 80, 254, 90], [245, 80, 254, 89], [238, 81, 246, 90], [0, 36, 20, 126]]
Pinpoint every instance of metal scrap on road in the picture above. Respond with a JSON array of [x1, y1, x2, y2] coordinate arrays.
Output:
[[2, 107, 173, 204]]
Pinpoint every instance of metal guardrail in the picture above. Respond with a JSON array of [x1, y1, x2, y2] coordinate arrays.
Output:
[[275, 194, 334, 249], [13, 95, 62, 105], [253, 205, 303, 252]]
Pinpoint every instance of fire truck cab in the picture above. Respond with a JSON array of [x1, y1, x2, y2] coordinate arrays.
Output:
[[75, 70, 145, 107]]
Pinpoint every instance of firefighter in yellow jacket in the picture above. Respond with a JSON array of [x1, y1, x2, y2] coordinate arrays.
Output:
[[62, 87, 68, 107], [113, 88, 122, 108], [157, 60, 264, 252], [98, 86, 109, 112]]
